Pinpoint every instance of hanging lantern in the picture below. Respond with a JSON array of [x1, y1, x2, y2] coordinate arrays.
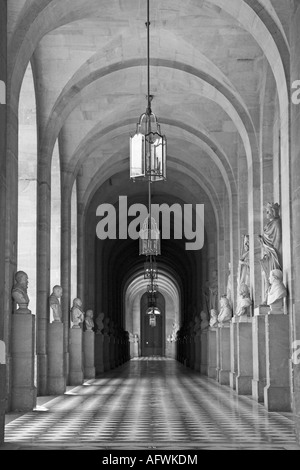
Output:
[[139, 216, 160, 256]]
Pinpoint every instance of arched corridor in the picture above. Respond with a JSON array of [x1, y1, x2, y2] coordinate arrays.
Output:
[[1, 0, 300, 453], [2, 358, 300, 450]]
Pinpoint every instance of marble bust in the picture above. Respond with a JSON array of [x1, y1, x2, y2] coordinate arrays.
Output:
[[11, 271, 30, 312], [84, 309, 94, 331], [49, 285, 63, 322], [267, 269, 287, 313], [236, 283, 252, 317], [70, 298, 84, 328], [218, 295, 232, 326], [209, 309, 218, 328]]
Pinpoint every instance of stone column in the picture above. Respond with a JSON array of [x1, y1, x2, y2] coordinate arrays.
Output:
[[11, 310, 37, 410], [194, 334, 201, 372], [83, 330, 95, 379], [95, 332, 104, 374], [69, 327, 83, 385], [200, 329, 208, 374], [208, 327, 218, 379], [218, 324, 231, 385], [103, 333, 110, 371], [0, 341, 6, 445], [47, 322, 66, 395], [235, 316, 253, 395], [109, 334, 115, 369], [229, 319, 238, 389], [264, 313, 291, 411], [252, 306, 268, 401]]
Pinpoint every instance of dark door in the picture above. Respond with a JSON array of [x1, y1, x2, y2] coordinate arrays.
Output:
[[141, 292, 165, 356]]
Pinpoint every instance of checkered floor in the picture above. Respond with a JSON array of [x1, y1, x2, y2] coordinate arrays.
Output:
[[2, 357, 300, 450]]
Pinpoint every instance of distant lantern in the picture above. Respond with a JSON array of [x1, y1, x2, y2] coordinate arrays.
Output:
[[139, 216, 160, 256]]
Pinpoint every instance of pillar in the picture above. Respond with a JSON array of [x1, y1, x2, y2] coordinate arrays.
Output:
[[264, 314, 291, 411], [47, 322, 66, 394], [109, 334, 115, 369], [83, 330, 95, 379], [291, 0, 300, 443], [218, 324, 231, 385], [69, 327, 83, 385], [0, 341, 6, 445], [200, 329, 208, 374], [11, 311, 37, 410], [229, 319, 238, 389], [194, 334, 201, 371], [208, 327, 217, 379], [103, 333, 110, 371], [235, 316, 253, 395], [252, 306, 268, 401]]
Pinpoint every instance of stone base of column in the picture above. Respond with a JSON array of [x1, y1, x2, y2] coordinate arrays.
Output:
[[83, 330, 96, 379], [252, 307, 267, 402], [47, 322, 66, 395], [208, 328, 218, 379], [103, 334, 110, 371], [194, 335, 201, 371], [64, 352, 69, 385], [264, 314, 291, 411], [218, 325, 231, 385], [11, 312, 37, 411], [130, 338, 139, 358], [69, 328, 84, 385], [109, 336, 115, 369], [229, 319, 238, 390], [166, 342, 176, 359], [200, 330, 208, 374], [95, 333, 104, 374], [0, 363, 6, 445], [236, 316, 253, 395], [37, 353, 48, 396]]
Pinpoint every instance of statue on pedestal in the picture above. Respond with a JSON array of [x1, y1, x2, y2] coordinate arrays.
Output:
[[200, 310, 209, 331], [267, 269, 287, 314], [258, 203, 282, 304], [238, 235, 250, 290], [95, 312, 104, 334], [236, 283, 252, 317], [218, 295, 232, 326], [11, 271, 30, 312], [84, 309, 95, 331], [70, 298, 84, 328], [49, 285, 63, 322], [209, 309, 218, 328], [170, 322, 179, 342]]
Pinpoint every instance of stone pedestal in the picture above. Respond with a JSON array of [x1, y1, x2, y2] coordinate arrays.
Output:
[[194, 335, 201, 371], [208, 328, 218, 379], [69, 328, 83, 385], [218, 324, 231, 385], [200, 330, 208, 374], [109, 335, 115, 369], [47, 322, 66, 395], [0, 341, 6, 446], [252, 307, 268, 401], [130, 337, 139, 358], [236, 316, 253, 395], [11, 312, 37, 411], [103, 334, 110, 371], [229, 319, 238, 389], [166, 341, 176, 359], [95, 333, 104, 374], [83, 330, 96, 379], [264, 314, 291, 411]]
